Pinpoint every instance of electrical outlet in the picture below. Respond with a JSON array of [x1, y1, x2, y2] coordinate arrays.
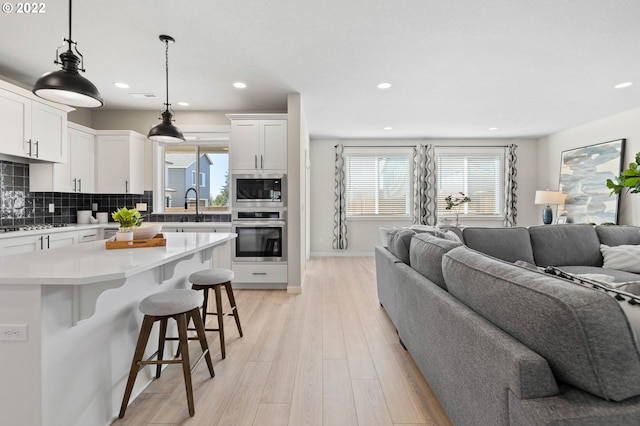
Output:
[[136, 203, 147, 212], [0, 324, 28, 341], [48, 203, 55, 213], [92, 203, 98, 211]]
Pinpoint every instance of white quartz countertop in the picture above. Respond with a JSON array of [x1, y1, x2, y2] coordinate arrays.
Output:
[[0, 232, 236, 286]]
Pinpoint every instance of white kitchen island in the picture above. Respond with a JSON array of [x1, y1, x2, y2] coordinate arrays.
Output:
[[0, 232, 235, 426]]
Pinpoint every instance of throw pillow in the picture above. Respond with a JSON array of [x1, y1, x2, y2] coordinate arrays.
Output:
[[600, 244, 640, 273]]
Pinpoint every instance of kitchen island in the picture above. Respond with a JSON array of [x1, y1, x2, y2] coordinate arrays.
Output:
[[0, 232, 235, 426]]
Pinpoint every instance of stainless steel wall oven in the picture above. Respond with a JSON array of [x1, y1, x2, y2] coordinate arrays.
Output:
[[231, 209, 287, 262]]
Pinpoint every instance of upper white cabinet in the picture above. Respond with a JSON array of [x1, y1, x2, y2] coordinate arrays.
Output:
[[95, 130, 145, 194], [30, 123, 96, 193], [0, 80, 70, 162], [228, 114, 287, 172]]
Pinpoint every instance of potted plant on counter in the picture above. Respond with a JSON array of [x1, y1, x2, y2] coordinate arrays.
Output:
[[111, 207, 143, 241]]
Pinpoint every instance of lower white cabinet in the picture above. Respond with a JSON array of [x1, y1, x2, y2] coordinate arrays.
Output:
[[0, 231, 78, 255], [231, 262, 288, 283]]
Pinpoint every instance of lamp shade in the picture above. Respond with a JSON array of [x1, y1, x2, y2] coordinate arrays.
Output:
[[534, 190, 564, 205], [33, 68, 103, 108], [147, 110, 185, 143]]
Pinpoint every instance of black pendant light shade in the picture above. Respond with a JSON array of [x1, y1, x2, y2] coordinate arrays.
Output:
[[32, 0, 103, 108], [148, 35, 185, 143]]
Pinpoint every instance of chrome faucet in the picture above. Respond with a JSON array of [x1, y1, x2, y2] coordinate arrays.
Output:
[[184, 187, 200, 221]]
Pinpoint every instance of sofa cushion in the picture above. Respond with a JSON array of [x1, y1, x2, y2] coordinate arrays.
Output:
[[410, 233, 463, 290], [443, 246, 640, 401], [601, 244, 640, 273], [596, 225, 640, 246], [462, 227, 535, 264], [386, 228, 416, 264], [529, 224, 602, 267]]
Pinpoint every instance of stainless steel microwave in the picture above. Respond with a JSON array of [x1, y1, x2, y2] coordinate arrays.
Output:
[[232, 174, 287, 208]]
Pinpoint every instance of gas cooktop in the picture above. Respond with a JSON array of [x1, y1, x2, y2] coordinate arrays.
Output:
[[0, 224, 71, 233]]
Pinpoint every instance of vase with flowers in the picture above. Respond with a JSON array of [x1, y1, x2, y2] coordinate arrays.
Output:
[[111, 207, 143, 241], [444, 192, 471, 227]]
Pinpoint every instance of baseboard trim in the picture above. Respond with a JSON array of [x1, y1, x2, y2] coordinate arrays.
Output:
[[310, 251, 374, 258]]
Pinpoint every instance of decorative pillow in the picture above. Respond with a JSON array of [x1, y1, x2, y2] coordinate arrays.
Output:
[[600, 244, 640, 273], [386, 228, 416, 264]]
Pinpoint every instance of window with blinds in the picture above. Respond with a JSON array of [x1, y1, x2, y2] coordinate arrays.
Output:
[[436, 149, 504, 216], [346, 154, 411, 216]]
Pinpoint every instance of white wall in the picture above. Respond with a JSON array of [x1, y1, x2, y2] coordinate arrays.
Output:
[[309, 138, 539, 256], [537, 106, 640, 225]]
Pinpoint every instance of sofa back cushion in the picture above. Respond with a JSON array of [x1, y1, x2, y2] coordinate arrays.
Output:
[[462, 227, 535, 264], [410, 233, 463, 290], [529, 224, 602, 267], [442, 246, 640, 401], [596, 225, 640, 247]]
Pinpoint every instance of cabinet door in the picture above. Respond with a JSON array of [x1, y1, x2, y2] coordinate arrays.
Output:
[[96, 135, 131, 194], [230, 121, 260, 170], [0, 236, 38, 255], [261, 120, 287, 170], [213, 241, 231, 269], [31, 101, 67, 162], [0, 89, 30, 158], [69, 128, 95, 193], [47, 232, 77, 249]]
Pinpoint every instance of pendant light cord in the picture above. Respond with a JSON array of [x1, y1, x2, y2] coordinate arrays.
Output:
[[68, 0, 72, 46], [164, 39, 170, 109]]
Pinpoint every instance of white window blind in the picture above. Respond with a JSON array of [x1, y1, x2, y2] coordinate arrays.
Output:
[[437, 148, 504, 216], [346, 154, 411, 216]]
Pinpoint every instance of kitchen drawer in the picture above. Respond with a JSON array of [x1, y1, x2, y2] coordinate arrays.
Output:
[[232, 263, 287, 283], [78, 229, 99, 243]]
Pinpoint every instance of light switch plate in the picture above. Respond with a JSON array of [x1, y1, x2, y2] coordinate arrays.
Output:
[[136, 203, 147, 212], [48, 203, 55, 213]]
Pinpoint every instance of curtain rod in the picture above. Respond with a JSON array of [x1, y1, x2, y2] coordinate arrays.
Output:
[[335, 144, 512, 148]]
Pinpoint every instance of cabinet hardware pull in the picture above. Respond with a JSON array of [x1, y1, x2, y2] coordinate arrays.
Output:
[[35, 140, 39, 158], [254, 155, 257, 169], [73, 178, 77, 192], [39, 236, 43, 250], [261, 155, 263, 168], [46, 235, 50, 249], [125, 180, 129, 193], [252, 272, 267, 275], [78, 178, 81, 192], [27, 139, 32, 156]]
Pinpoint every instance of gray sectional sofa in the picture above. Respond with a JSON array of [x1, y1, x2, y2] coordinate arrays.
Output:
[[375, 224, 640, 425]]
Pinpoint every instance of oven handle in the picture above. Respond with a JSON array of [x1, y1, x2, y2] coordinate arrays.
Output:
[[232, 221, 286, 227]]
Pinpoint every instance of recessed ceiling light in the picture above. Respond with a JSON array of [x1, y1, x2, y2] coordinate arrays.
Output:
[[233, 82, 247, 89], [177, 101, 189, 106], [114, 82, 130, 89], [488, 127, 498, 131], [383, 126, 393, 131], [377, 82, 392, 89], [615, 81, 633, 89]]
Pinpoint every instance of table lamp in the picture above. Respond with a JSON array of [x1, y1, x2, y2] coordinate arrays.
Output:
[[534, 190, 565, 224]]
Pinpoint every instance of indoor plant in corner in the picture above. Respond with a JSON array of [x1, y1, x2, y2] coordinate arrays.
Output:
[[445, 192, 471, 227], [111, 207, 143, 241], [606, 152, 640, 195]]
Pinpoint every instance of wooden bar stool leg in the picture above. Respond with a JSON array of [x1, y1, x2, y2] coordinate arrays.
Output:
[[214, 284, 226, 359], [224, 282, 243, 337], [156, 318, 167, 378], [190, 308, 215, 377], [176, 312, 195, 417], [201, 286, 210, 326], [119, 315, 155, 418]]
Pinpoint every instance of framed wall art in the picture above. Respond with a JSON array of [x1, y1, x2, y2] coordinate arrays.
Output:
[[557, 139, 625, 224]]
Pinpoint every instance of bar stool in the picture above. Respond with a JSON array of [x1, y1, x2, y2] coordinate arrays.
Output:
[[189, 268, 243, 359], [119, 289, 214, 418]]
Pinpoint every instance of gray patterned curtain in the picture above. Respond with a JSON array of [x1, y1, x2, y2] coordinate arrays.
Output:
[[413, 144, 437, 225], [504, 144, 518, 227], [333, 144, 348, 249]]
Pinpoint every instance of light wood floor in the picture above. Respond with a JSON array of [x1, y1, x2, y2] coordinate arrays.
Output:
[[112, 257, 452, 426]]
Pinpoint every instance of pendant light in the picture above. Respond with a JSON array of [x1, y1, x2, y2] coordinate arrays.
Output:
[[32, 0, 103, 108], [147, 35, 185, 143]]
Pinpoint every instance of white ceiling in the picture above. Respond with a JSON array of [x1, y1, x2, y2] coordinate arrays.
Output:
[[2, 0, 640, 139]]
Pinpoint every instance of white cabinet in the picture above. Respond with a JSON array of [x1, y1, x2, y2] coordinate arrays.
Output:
[[0, 231, 78, 255], [95, 131, 145, 194], [228, 115, 287, 172], [0, 81, 69, 162], [29, 123, 95, 193], [231, 262, 288, 283]]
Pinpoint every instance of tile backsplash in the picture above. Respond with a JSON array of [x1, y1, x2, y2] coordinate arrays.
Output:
[[0, 160, 231, 226]]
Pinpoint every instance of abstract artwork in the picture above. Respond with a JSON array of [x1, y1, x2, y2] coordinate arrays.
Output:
[[558, 139, 625, 224]]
